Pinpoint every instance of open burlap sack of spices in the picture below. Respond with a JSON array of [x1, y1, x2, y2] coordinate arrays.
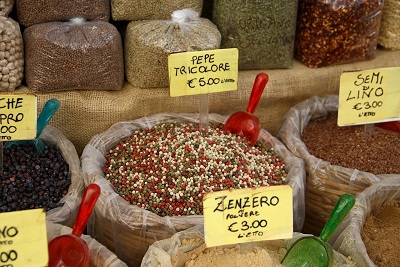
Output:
[[0, 0, 13, 16], [295, 0, 383, 67], [47, 222, 128, 267], [276, 95, 400, 236], [81, 113, 305, 267], [1, 125, 85, 226], [212, 0, 298, 70], [378, 0, 400, 50], [24, 17, 124, 93], [125, 8, 221, 89], [111, 0, 203, 21], [141, 225, 355, 266], [0, 16, 24, 92], [331, 178, 400, 267], [16, 0, 110, 27]]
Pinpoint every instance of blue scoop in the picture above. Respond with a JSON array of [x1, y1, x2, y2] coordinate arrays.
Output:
[[4, 98, 60, 154]]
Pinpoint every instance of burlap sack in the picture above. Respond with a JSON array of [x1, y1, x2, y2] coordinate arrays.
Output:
[[24, 18, 124, 92], [378, 0, 400, 50], [81, 113, 305, 267], [332, 178, 400, 267], [141, 225, 355, 266], [47, 222, 128, 267], [0, 17, 24, 92], [124, 9, 221, 88], [111, 0, 203, 21], [16, 0, 110, 27], [276, 95, 399, 236]]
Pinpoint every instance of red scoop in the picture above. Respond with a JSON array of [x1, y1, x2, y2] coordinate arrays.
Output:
[[376, 121, 400, 134], [48, 184, 101, 267], [223, 73, 269, 146]]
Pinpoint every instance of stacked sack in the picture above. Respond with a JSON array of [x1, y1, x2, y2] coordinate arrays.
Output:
[[16, 0, 124, 92], [0, 0, 24, 91], [112, 0, 221, 88]]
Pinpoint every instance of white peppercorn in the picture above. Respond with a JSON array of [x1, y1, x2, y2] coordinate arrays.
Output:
[[24, 18, 124, 92], [16, 0, 110, 27], [111, 0, 203, 21], [0, 17, 23, 92], [0, 0, 13, 16], [125, 9, 221, 88]]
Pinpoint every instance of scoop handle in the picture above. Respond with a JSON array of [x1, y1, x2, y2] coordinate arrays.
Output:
[[319, 194, 355, 242], [246, 73, 269, 114], [72, 183, 101, 237], [36, 98, 60, 138]]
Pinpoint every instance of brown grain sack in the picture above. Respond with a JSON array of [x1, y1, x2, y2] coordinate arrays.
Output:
[[125, 9, 221, 89], [0, 17, 24, 92], [111, 0, 203, 21], [16, 0, 110, 27], [24, 17, 124, 93]]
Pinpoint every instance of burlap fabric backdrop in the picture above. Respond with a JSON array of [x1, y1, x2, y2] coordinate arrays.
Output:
[[15, 49, 400, 156]]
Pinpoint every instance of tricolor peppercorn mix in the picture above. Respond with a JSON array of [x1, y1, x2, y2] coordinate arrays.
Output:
[[103, 122, 287, 216]]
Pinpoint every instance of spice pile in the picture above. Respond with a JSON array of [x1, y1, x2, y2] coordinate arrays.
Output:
[[362, 200, 400, 267], [0, 144, 70, 212], [103, 122, 287, 216], [301, 113, 400, 174]]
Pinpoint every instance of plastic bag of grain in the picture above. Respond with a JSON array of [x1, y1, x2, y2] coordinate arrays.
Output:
[[0, 0, 13, 16], [141, 225, 355, 266], [24, 17, 124, 93], [212, 0, 298, 70], [125, 8, 221, 89], [276, 95, 400, 236], [332, 178, 400, 267], [378, 0, 400, 50], [0, 17, 24, 92], [111, 0, 203, 21], [81, 113, 306, 267], [295, 0, 383, 67], [47, 222, 128, 267], [16, 0, 110, 27], [2, 124, 85, 227]]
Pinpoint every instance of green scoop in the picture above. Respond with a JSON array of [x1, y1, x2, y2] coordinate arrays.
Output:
[[281, 194, 355, 267]]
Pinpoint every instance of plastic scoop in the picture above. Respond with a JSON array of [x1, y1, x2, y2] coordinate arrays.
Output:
[[376, 121, 400, 133], [4, 98, 60, 154], [223, 72, 269, 146], [48, 183, 101, 267], [281, 194, 355, 267]]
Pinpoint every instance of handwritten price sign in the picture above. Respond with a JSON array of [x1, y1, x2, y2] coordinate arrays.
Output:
[[203, 185, 293, 247], [338, 67, 400, 126], [168, 48, 238, 97], [0, 209, 48, 267]]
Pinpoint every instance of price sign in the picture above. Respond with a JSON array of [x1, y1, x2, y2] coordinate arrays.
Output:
[[338, 67, 400, 126], [0, 209, 48, 267], [0, 95, 37, 141], [203, 185, 293, 247], [168, 48, 238, 97]]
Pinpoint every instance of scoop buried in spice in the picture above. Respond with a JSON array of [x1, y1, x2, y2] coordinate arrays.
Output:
[[223, 72, 268, 146], [281, 194, 355, 267], [4, 98, 60, 154], [48, 183, 101, 267], [376, 121, 400, 134]]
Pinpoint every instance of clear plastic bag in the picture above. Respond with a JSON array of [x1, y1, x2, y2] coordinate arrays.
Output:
[[332, 178, 400, 267], [124, 9, 221, 88], [295, 0, 383, 67], [81, 113, 305, 266], [24, 18, 124, 92], [0, 17, 24, 92], [378, 0, 400, 50], [16, 0, 110, 27]]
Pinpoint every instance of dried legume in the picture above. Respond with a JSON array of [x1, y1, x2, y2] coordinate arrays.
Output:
[[103, 122, 287, 216], [16, 0, 110, 27], [378, 0, 400, 50], [0, 143, 70, 213], [24, 18, 124, 92], [295, 0, 383, 68], [212, 0, 298, 70], [301, 113, 400, 174], [0, 17, 24, 92]]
